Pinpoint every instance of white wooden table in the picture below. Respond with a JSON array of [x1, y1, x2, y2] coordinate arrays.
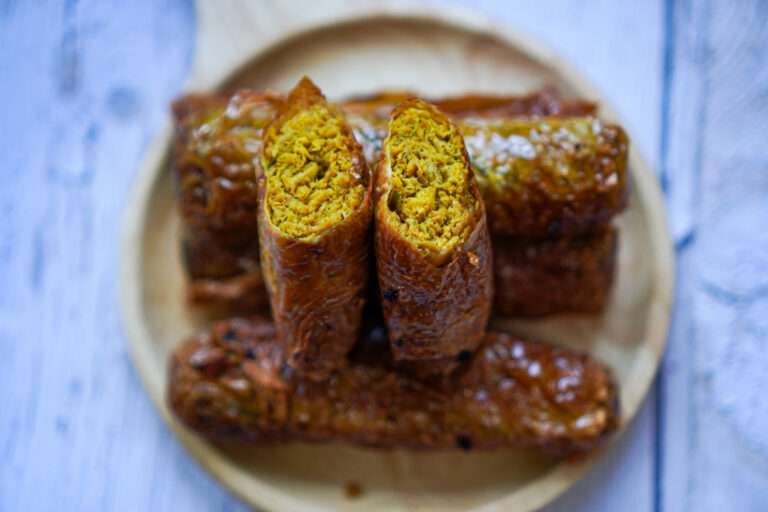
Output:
[[1, 1, 766, 510]]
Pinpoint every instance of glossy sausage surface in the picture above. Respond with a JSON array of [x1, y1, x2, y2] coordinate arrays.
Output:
[[373, 99, 493, 366], [168, 317, 620, 456], [256, 78, 373, 379], [494, 228, 618, 317]]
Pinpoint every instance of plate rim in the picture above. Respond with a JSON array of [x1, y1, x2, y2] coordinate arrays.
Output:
[[119, 6, 675, 512]]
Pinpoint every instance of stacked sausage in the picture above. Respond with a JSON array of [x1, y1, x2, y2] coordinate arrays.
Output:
[[167, 78, 626, 456], [342, 91, 627, 317], [175, 88, 626, 317]]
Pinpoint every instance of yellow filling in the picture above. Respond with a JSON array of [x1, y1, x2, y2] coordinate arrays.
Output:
[[264, 103, 365, 240], [385, 105, 475, 263]]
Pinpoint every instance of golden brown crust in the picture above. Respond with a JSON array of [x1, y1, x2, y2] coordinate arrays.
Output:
[[494, 228, 618, 317], [256, 78, 373, 379], [168, 317, 620, 456], [171, 89, 626, 312], [470, 121, 629, 237], [374, 99, 493, 364], [172, 90, 283, 235], [171, 90, 283, 308], [340, 89, 597, 120], [342, 95, 628, 238], [435, 90, 597, 118]]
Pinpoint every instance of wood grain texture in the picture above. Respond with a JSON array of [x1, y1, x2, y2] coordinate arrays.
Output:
[[2, 0, 764, 511], [0, 1, 243, 511], [659, 0, 768, 510]]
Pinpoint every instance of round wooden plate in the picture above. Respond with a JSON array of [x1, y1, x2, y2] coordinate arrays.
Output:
[[120, 2, 674, 511]]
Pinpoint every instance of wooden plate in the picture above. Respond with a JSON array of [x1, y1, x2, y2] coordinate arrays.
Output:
[[119, 2, 674, 511]]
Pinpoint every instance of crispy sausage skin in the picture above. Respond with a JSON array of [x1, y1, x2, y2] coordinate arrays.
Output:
[[342, 89, 598, 182], [168, 317, 620, 456], [171, 90, 283, 309], [256, 77, 373, 380], [341, 89, 596, 124], [494, 228, 618, 317], [343, 94, 627, 238], [374, 99, 493, 364], [434, 90, 596, 118], [493, 227, 618, 317], [463, 118, 629, 237], [171, 89, 625, 312]]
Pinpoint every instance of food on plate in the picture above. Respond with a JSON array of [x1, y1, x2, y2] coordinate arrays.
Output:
[[344, 95, 627, 237], [166, 82, 628, 458], [461, 118, 629, 237], [256, 77, 373, 379], [171, 90, 283, 309], [434, 90, 597, 118], [342, 89, 596, 173], [168, 317, 620, 457], [170, 88, 626, 314], [374, 98, 493, 366], [493, 228, 618, 317]]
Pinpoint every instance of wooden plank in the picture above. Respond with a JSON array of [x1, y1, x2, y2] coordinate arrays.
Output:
[[0, 1, 245, 510], [656, 0, 708, 509], [660, 0, 768, 510]]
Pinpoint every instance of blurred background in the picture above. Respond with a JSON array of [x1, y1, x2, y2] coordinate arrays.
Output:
[[1, 0, 767, 510]]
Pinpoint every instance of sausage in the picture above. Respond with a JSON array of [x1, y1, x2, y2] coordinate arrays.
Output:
[[494, 228, 618, 317], [463, 118, 629, 237], [171, 90, 283, 309], [168, 317, 620, 457], [344, 102, 629, 238], [256, 77, 373, 379], [374, 98, 493, 365], [171, 89, 625, 311]]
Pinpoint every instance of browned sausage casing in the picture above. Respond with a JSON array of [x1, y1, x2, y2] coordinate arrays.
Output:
[[464, 119, 629, 237], [374, 99, 493, 364], [345, 101, 629, 238], [435, 90, 597, 118], [341, 89, 596, 120], [171, 89, 623, 311], [171, 90, 283, 309], [494, 228, 618, 317], [168, 317, 620, 457], [257, 77, 373, 380], [341, 90, 596, 174]]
